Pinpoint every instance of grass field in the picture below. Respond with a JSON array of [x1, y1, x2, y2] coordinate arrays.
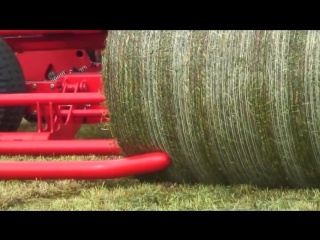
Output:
[[1, 121, 320, 211]]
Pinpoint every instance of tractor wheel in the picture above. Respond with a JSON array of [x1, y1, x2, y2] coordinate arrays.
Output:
[[0, 38, 26, 131]]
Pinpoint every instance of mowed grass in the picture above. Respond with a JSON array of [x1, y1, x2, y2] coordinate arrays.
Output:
[[1, 120, 320, 210]]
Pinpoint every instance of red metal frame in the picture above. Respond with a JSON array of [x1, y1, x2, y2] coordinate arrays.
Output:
[[0, 30, 105, 35], [0, 30, 170, 180], [16, 49, 96, 81], [0, 30, 107, 52]]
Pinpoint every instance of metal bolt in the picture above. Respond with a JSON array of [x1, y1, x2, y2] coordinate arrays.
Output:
[[31, 84, 37, 89], [50, 84, 55, 89], [32, 110, 37, 115]]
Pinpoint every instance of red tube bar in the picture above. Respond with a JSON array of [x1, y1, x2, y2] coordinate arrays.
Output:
[[0, 93, 105, 106], [0, 152, 170, 180], [0, 140, 121, 155], [60, 109, 107, 117]]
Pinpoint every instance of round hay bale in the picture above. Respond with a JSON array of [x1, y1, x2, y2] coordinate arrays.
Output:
[[103, 30, 320, 188]]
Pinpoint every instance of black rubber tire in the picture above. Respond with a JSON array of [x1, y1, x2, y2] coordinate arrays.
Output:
[[0, 38, 26, 131]]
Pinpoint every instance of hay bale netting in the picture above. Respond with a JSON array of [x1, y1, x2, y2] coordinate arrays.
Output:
[[103, 30, 320, 188]]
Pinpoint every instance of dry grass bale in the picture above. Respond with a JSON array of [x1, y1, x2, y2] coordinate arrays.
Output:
[[103, 30, 320, 188]]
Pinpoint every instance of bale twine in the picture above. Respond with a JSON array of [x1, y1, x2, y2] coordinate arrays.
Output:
[[103, 30, 320, 188]]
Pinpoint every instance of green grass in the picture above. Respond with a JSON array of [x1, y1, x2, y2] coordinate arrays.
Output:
[[1, 120, 320, 211]]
